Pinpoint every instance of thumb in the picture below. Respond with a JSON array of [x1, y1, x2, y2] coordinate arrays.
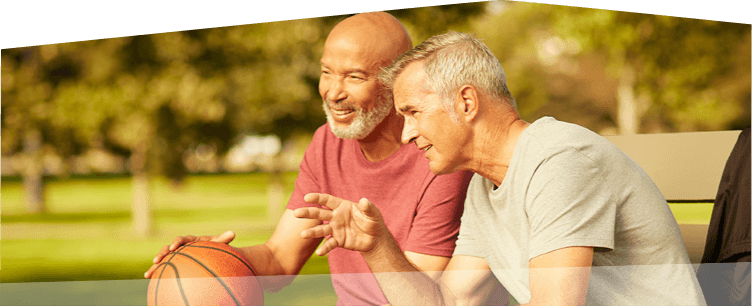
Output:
[[214, 230, 235, 244], [357, 198, 381, 219]]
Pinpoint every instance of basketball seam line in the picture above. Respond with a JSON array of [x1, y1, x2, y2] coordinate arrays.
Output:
[[153, 262, 189, 306], [155, 245, 191, 306], [184, 244, 258, 275], [184, 243, 264, 290], [174, 251, 242, 306]]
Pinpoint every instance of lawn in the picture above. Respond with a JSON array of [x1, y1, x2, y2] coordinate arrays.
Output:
[[1, 173, 715, 305], [1, 173, 336, 305]]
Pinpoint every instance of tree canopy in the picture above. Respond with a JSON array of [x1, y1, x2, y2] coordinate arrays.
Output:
[[1, 1, 749, 178]]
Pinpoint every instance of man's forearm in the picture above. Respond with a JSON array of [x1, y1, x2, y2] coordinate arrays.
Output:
[[361, 233, 450, 306], [238, 244, 296, 293]]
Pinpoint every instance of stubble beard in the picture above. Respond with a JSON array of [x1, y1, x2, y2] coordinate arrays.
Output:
[[323, 90, 394, 140]]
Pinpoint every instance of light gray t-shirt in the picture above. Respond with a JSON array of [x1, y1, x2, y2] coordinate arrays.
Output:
[[454, 117, 706, 305]]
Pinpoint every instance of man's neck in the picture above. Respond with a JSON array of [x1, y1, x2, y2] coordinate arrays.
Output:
[[357, 112, 404, 162], [469, 110, 529, 187]]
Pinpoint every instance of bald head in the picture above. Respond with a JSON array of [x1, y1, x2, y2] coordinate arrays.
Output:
[[318, 12, 412, 140], [325, 12, 413, 68]]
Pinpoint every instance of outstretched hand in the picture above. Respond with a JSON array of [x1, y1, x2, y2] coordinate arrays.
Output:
[[144, 230, 236, 278], [293, 193, 388, 256]]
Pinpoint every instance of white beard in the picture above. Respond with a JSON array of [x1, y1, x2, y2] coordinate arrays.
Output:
[[322, 90, 394, 140]]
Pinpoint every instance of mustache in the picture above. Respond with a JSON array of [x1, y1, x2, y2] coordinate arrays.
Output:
[[323, 98, 358, 111]]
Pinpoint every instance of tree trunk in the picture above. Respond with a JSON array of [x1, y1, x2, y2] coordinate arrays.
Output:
[[617, 66, 638, 135], [22, 129, 45, 214], [130, 143, 152, 237], [267, 154, 285, 225]]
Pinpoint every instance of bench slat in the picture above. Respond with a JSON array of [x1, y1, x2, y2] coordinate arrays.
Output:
[[604, 131, 741, 201], [604, 130, 742, 263]]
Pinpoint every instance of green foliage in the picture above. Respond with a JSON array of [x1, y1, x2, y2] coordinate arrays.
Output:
[[2, 3, 749, 175], [389, 2, 487, 41], [1, 5, 486, 182], [474, 2, 750, 133], [549, 6, 751, 131]]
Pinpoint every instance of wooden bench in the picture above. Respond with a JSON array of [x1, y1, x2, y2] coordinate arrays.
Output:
[[604, 130, 742, 264]]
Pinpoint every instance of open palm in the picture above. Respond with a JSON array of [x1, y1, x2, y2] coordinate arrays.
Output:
[[293, 193, 388, 256]]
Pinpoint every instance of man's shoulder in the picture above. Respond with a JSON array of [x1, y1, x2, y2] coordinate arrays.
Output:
[[521, 117, 615, 159], [525, 117, 600, 143]]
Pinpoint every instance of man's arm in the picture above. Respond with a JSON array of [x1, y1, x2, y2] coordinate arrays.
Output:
[[295, 193, 501, 305], [403, 251, 449, 280], [237, 209, 324, 292], [145, 209, 323, 293], [526, 246, 593, 306], [368, 239, 501, 306]]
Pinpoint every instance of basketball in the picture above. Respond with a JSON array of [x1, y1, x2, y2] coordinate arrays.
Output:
[[147, 241, 264, 306]]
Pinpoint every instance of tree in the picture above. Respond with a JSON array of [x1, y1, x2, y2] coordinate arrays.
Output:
[[472, 2, 750, 134], [390, 2, 487, 41], [1, 3, 488, 235], [2, 45, 89, 213]]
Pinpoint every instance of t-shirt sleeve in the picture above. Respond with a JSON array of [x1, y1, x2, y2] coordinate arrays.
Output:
[[402, 170, 473, 257], [526, 148, 617, 260], [452, 186, 486, 258]]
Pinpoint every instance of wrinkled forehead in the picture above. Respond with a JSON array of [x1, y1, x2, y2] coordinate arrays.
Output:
[[321, 35, 385, 72], [323, 35, 400, 74], [393, 62, 432, 109]]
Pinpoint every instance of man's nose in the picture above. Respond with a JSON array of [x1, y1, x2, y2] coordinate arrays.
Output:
[[324, 78, 347, 103], [401, 117, 419, 145]]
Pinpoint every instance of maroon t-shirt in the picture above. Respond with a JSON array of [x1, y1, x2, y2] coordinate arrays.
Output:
[[287, 124, 472, 306]]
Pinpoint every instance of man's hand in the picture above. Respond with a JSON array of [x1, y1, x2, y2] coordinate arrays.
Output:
[[293, 193, 389, 256], [144, 230, 236, 278]]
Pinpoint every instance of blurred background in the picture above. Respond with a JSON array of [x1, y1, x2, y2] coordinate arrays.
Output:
[[1, 1, 750, 305]]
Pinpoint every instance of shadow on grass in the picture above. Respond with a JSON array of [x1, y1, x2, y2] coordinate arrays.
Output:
[[2, 211, 133, 223]]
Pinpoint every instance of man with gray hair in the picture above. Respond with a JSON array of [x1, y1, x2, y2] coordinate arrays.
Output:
[[295, 31, 707, 305], [145, 16, 479, 306]]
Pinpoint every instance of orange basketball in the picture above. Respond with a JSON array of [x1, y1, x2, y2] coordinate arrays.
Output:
[[147, 241, 264, 306]]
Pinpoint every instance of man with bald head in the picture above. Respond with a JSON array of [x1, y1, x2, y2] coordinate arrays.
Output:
[[144, 13, 474, 306]]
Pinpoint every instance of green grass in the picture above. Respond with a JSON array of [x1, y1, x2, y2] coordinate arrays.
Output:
[[668, 203, 714, 225], [1, 173, 336, 305]]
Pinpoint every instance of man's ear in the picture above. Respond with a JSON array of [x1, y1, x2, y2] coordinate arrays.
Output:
[[456, 85, 480, 123]]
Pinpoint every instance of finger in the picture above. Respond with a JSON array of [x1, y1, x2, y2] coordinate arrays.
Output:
[[315, 237, 340, 256], [213, 230, 235, 244], [169, 235, 197, 251], [300, 224, 333, 239], [153, 245, 171, 264], [357, 198, 382, 220], [293, 207, 334, 221], [145, 263, 160, 279], [304, 193, 347, 210]]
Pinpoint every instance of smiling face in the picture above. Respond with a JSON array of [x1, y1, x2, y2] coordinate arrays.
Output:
[[319, 38, 393, 139], [318, 13, 412, 140], [394, 62, 472, 175]]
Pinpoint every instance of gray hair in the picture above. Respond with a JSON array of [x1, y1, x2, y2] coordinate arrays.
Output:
[[379, 31, 516, 120]]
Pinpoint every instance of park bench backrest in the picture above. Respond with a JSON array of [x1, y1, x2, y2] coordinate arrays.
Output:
[[603, 130, 742, 263]]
